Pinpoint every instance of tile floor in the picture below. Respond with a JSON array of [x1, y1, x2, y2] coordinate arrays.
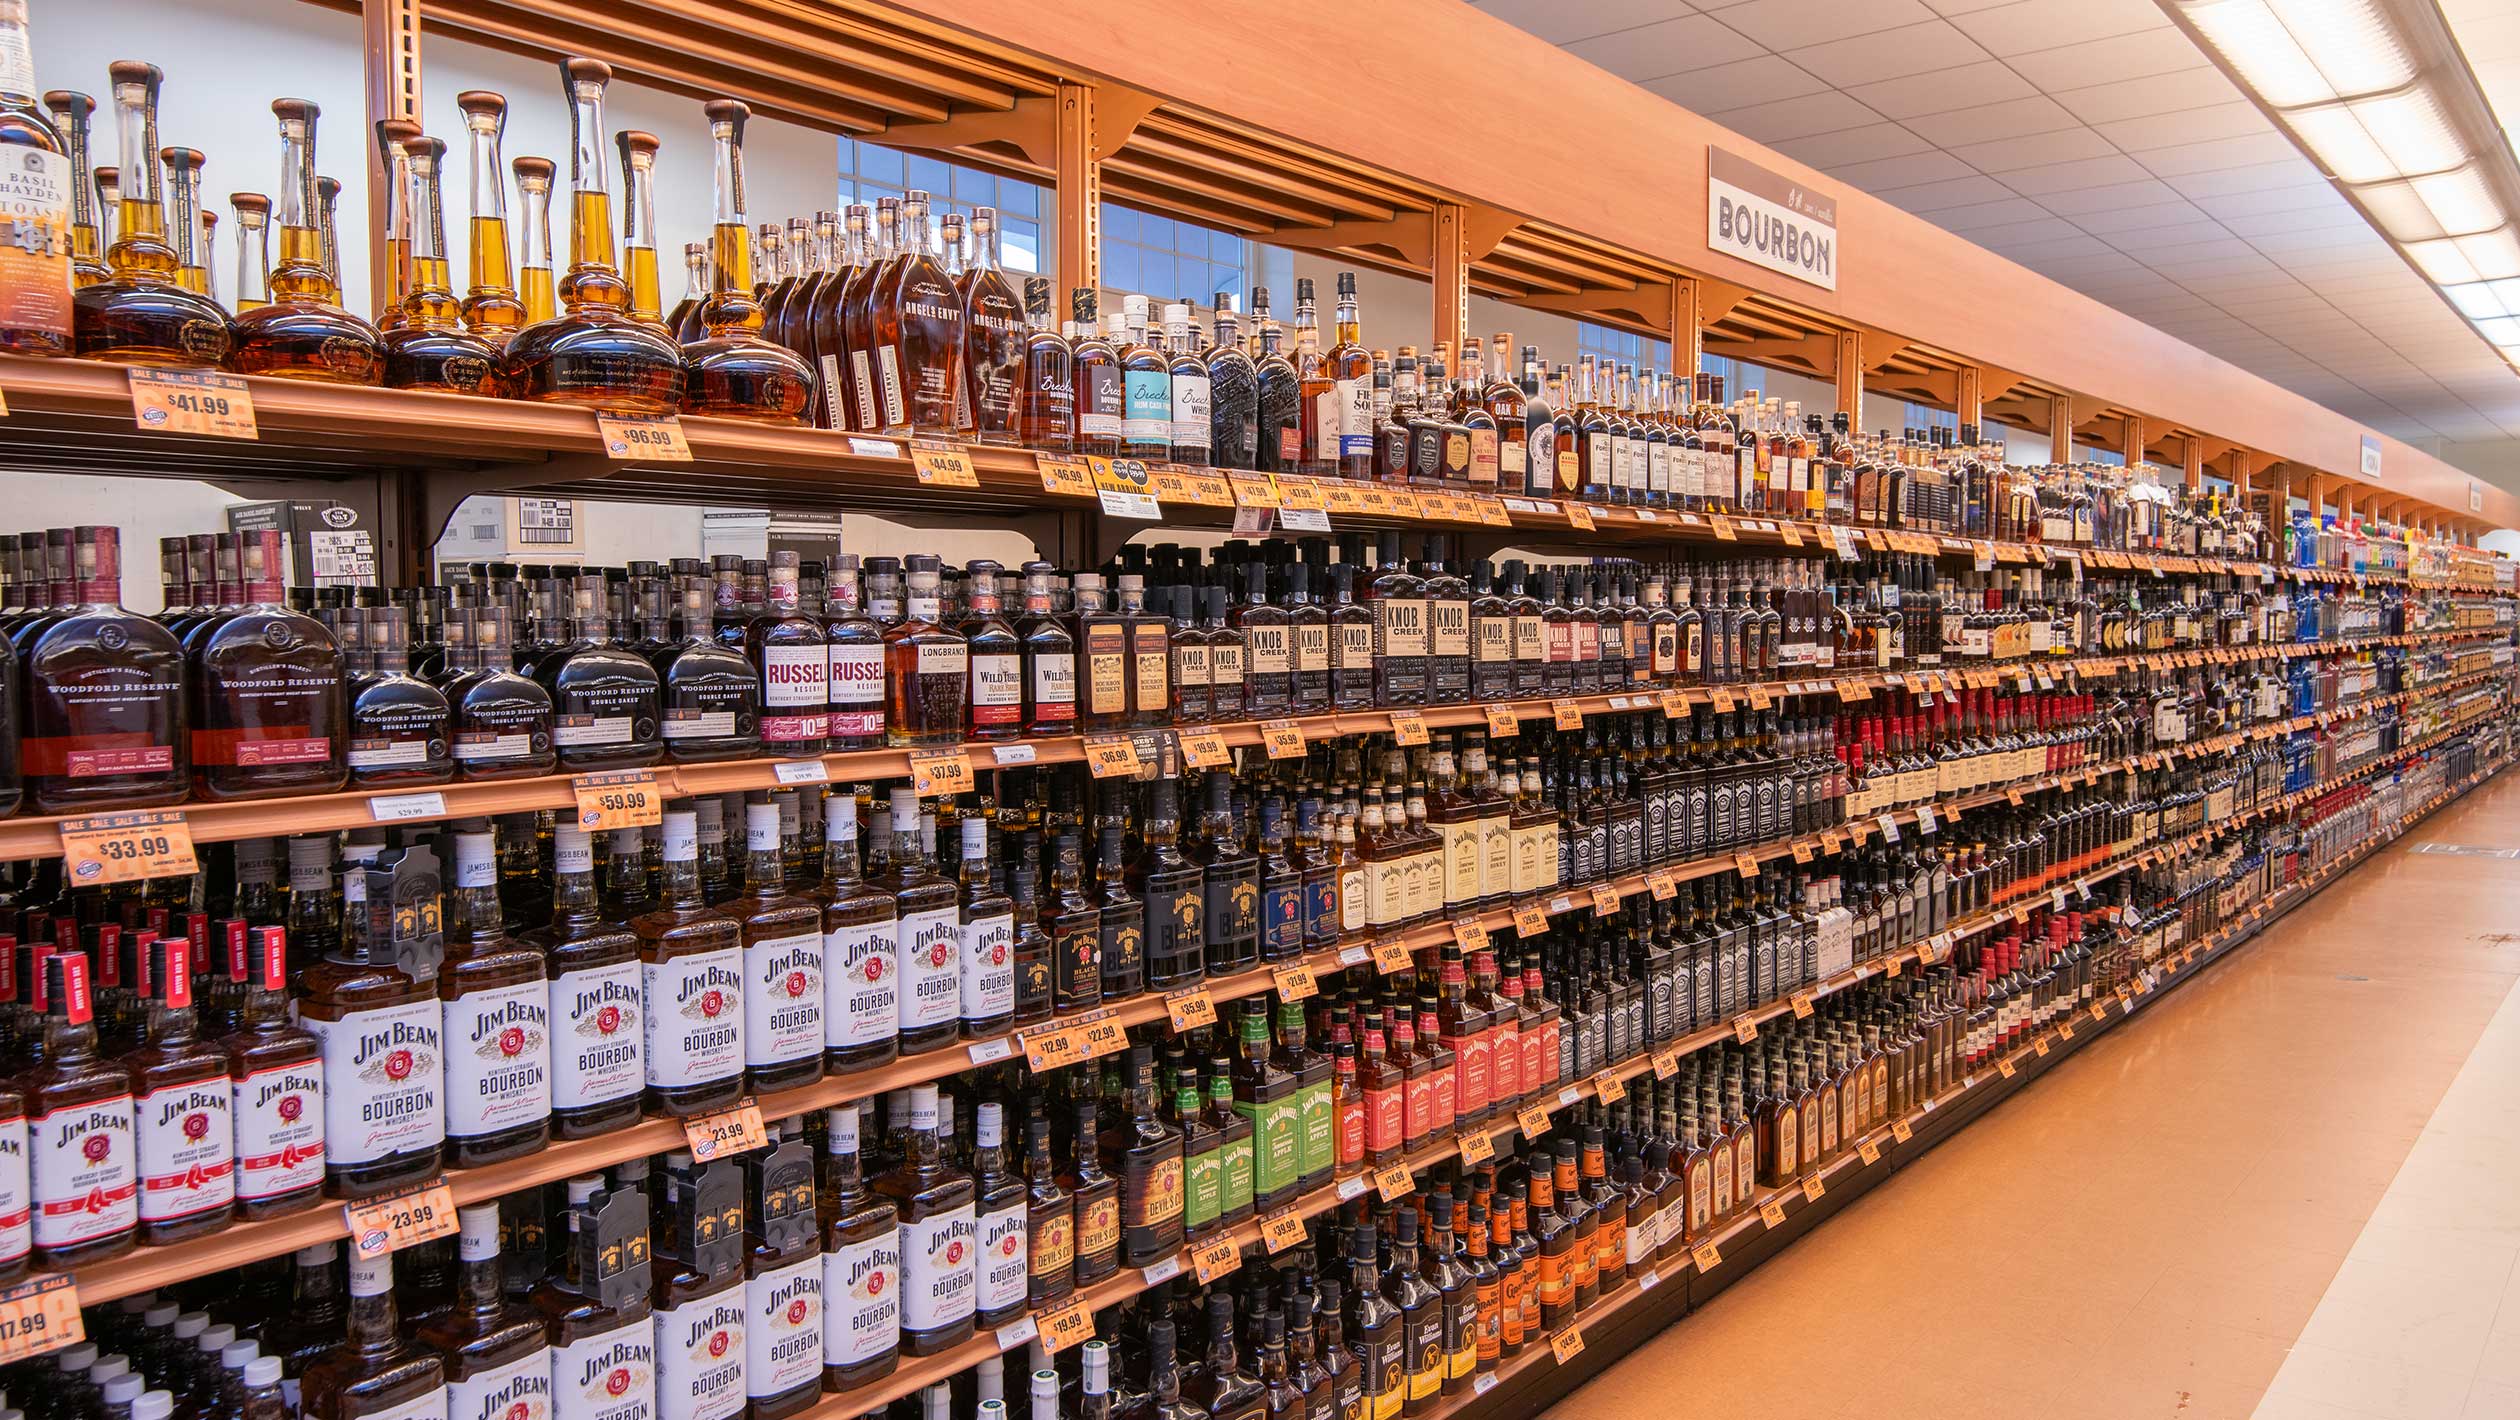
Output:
[[1550, 771, 2520, 1420]]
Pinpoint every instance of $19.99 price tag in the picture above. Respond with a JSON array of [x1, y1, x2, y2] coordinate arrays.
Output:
[[0, 1276, 81, 1363], [574, 770, 663, 831], [59, 810, 197, 886], [345, 1177, 459, 1261]]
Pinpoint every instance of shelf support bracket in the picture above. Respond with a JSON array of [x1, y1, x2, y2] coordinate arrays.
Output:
[[1433, 203, 1469, 354], [1835, 329, 1862, 427], [1673, 278, 1702, 388], [2050, 392, 2074, 464], [1049, 79, 1156, 300], [362, 0, 421, 315], [880, 93, 1059, 169]]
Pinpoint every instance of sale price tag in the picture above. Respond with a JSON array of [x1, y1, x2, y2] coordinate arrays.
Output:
[[1790, 991, 1814, 1020], [1890, 1119, 1913, 1144], [2034, 1036, 2051, 1057], [1261, 1209, 1308, 1254], [129, 368, 258, 438], [1371, 936, 1414, 975], [596, 412, 693, 462], [1457, 1130, 1496, 1166], [1272, 963, 1318, 1001], [1588, 883, 1621, 918], [1083, 735, 1143, 779], [0, 1275, 79, 1364], [1388, 710, 1429, 746], [1175, 729, 1231, 769], [344, 1176, 459, 1261], [1551, 698, 1585, 730], [1733, 1015, 1758, 1044], [1515, 1100, 1554, 1138], [1037, 454, 1095, 497], [1791, 839, 1814, 864], [1646, 870, 1678, 901], [1166, 990, 1218, 1034], [1565, 501, 1597, 532], [1260, 719, 1306, 760], [1709, 515, 1737, 542], [1801, 1174, 1826, 1203], [1595, 1071, 1626, 1104], [1192, 1234, 1242, 1285], [908, 749, 974, 799], [1735, 851, 1760, 879], [1375, 1164, 1414, 1201], [907, 438, 980, 487], [1551, 1327, 1586, 1364], [59, 810, 198, 886], [1692, 1239, 1723, 1272], [1997, 1057, 2018, 1079], [1512, 901, 1551, 937], [574, 770, 663, 831], [685, 1100, 769, 1162], [1652, 1047, 1681, 1079], [1485, 703, 1519, 738], [1859, 1138, 1884, 1164], [1454, 917, 1491, 953], [1759, 1199, 1788, 1228], [1039, 1300, 1095, 1355]]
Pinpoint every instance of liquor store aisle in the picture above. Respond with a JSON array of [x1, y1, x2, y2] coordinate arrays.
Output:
[[1551, 771, 2520, 1420]]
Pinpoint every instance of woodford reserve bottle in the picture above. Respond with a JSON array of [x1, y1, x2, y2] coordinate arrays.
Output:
[[23, 526, 190, 812], [525, 825, 644, 1139], [743, 1120, 823, 1420], [531, 1173, 655, 1420], [419, 1204, 552, 1420], [813, 789, 896, 1075], [25, 952, 137, 1267], [123, 933, 235, 1244], [0, 0, 76, 355], [632, 807, 745, 1117], [189, 528, 346, 800], [439, 826, 552, 1167], [735, 798, 824, 1095], [651, 1151, 747, 1420], [872, 1082, 975, 1355], [300, 1253, 448, 1420], [299, 843, 445, 1199], [818, 1103, 899, 1392], [220, 924, 324, 1218]]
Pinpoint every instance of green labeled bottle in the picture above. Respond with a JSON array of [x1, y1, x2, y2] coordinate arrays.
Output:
[[1275, 997, 1334, 1194], [1231, 999, 1300, 1211], [1205, 1056, 1255, 1227], [1171, 1059, 1222, 1242]]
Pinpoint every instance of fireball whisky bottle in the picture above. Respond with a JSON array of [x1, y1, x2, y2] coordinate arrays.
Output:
[[614, 128, 661, 325], [505, 59, 684, 412], [451, 92, 526, 342], [511, 153, 556, 325], [71, 63, 230, 367], [678, 99, 809, 423], [228, 191, 269, 312], [42, 85, 107, 290], [381, 136, 504, 395], [0, 1, 72, 353], [228, 99, 384, 384]]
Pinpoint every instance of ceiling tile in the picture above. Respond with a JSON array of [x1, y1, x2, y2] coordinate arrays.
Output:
[[2106, 222, 2240, 254], [1827, 149, 1979, 189], [1900, 95, 2081, 147], [2135, 131, 2306, 177], [1872, 173, 2019, 209], [1783, 19, 1992, 87], [1922, 195, 2059, 229], [1986, 232, 2119, 261], [1707, 89, 1887, 142], [1919, 0, 2023, 15], [2092, 102, 2273, 154], [2069, 200, 2213, 235], [1773, 122, 1937, 168], [2190, 184, 2353, 220], [1474, 0, 1702, 43], [1945, 0, 2169, 57], [1641, 56, 1835, 113], [1710, 0, 1935, 50], [2036, 178, 2188, 213], [2163, 158, 2327, 199], [1950, 126, 2118, 173], [1844, 60, 2037, 118], [1952, 215, 2089, 246], [2049, 67, 2246, 125], [2006, 27, 2216, 89], [1563, 13, 1762, 79], [1996, 154, 2156, 194]]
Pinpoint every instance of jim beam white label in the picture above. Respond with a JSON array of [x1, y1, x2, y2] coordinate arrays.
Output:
[[302, 998, 443, 1167], [744, 933, 824, 1068], [654, 1291, 747, 1420], [0, 1109, 27, 1268], [447, 1346, 554, 1420], [745, 1254, 823, 1401], [444, 980, 552, 1140], [133, 1076, 235, 1224], [898, 1203, 977, 1332], [822, 1229, 899, 1368], [823, 916, 897, 1051], [549, 960, 644, 1109], [895, 906, 959, 1034], [642, 948, 744, 1089], [231, 1059, 324, 1203], [549, 1317, 654, 1420], [31, 1095, 135, 1249]]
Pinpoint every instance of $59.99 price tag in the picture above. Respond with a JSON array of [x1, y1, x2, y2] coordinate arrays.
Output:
[[59, 810, 197, 886], [684, 1100, 768, 1162], [574, 770, 663, 831], [345, 1177, 459, 1261], [0, 1276, 81, 1363]]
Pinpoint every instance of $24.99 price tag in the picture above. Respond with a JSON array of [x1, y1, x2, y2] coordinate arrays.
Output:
[[59, 810, 197, 886], [685, 1100, 768, 1161], [596, 412, 693, 462], [0, 1276, 81, 1363], [1192, 1234, 1242, 1284], [574, 770, 663, 831], [345, 1177, 459, 1261]]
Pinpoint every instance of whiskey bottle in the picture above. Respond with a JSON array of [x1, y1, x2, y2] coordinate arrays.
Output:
[[439, 826, 552, 1167], [1013, 1113, 1071, 1312], [525, 824, 644, 1139], [71, 63, 229, 366], [299, 1254, 448, 1420], [542, 577, 663, 771], [190, 528, 346, 801], [959, 206, 1024, 443], [0, 0, 72, 354], [1132, 773, 1204, 991], [298, 845, 444, 1198], [1057, 1091, 1119, 1287], [747, 552, 827, 758], [420, 1204, 552, 1420], [823, 555, 886, 750], [654, 575, 760, 763], [953, 814, 1015, 1040], [1171, 1061, 1221, 1244], [633, 807, 745, 1117], [1101, 1044, 1184, 1267], [227, 100, 383, 382], [124, 933, 235, 1243], [1196, 1290, 1266, 1420], [228, 191, 269, 311], [533, 1173, 654, 1420], [960, 559, 1023, 741], [451, 92, 527, 341], [505, 60, 685, 412], [680, 101, 811, 423], [614, 130, 662, 326], [1343, 1223, 1403, 1420], [380, 136, 503, 394], [449, 607, 558, 780], [1117, 295, 1170, 461], [650, 1152, 747, 1420], [1091, 816, 1145, 1002], [345, 607, 455, 788], [1044, 828, 1101, 1015], [876, 192, 962, 434], [882, 555, 965, 747], [1206, 292, 1259, 470], [510, 154, 556, 325], [967, 1098, 1028, 1329], [881, 789, 961, 1056], [1321, 272, 1373, 479], [218, 924, 323, 1218], [1251, 288, 1302, 473], [1230, 1000, 1300, 1212], [1010, 275, 1073, 451], [24, 526, 190, 812], [733, 798, 823, 1094], [742, 1123, 822, 1419], [819, 1104, 899, 1391], [874, 1083, 976, 1355]]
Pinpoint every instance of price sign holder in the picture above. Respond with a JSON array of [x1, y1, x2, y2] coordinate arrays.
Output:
[[1512, 901, 1551, 937], [1454, 917, 1491, 953], [1457, 1130, 1496, 1166], [1646, 870, 1678, 902], [0, 1275, 77, 1363], [1165, 990, 1218, 1033], [59, 809, 197, 886], [1692, 1239, 1723, 1272], [907, 438, 980, 487], [1087, 456, 1161, 519], [685, 1100, 769, 1161], [1272, 963, 1318, 1001], [908, 749, 974, 798], [1037, 454, 1095, 497], [1175, 728, 1231, 769], [1551, 698, 1584, 730], [344, 1176, 459, 1260], [1370, 937, 1413, 974], [1859, 1138, 1884, 1164], [596, 412, 693, 462], [1790, 991, 1815, 1020], [1759, 1199, 1788, 1228], [1260, 719, 1306, 759], [1891, 1120, 1914, 1144], [1083, 735, 1143, 779], [1515, 1100, 1553, 1138], [1388, 711, 1429, 746], [1590, 883, 1620, 917], [574, 770, 663, 831], [1801, 1175, 1826, 1203], [1192, 1235, 1242, 1285], [1595, 1071, 1626, 1104], [129, 368, 257, 438], [1732, 1014, 1758, 1044], [1734, 851, 1759, 879], [1484, 703, 1519, 738], [1550, 1327, 1586, 1364], [1039, 1300, 1095, 1355], [1261, 1209, 1307, 1254], [1374, 1164, 1413, 1201], [1652, 1047, 1681, 1079]]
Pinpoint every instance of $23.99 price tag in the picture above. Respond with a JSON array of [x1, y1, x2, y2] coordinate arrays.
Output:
[[0, 1276, 82, 1363], [128, 368, 258, 439], [345, 1176, 459, 1261], [59, 810, 197, 886], [596, 412, 693, 462], [685, 1100, 768, 1161], [574, 770, 663, 831]]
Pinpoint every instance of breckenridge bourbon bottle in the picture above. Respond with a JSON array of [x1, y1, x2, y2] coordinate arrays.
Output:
[[505, 59, 685, 412], [679, 100, 810, 424], [0, 0, 75, 355], [227, 100, 384, 384], [71, 63, 229, 367]]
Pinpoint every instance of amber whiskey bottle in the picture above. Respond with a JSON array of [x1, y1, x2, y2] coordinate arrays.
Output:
[[216, 925, 322, 1218], [523, 825, 644, 1139], [420, 1204, 551, 1420], [1058, 1093, 1119, 1287], [966, 1098, 1028, 1330], [880, 555, 965, 747], [632, 808, 745, 1116], [19, 940, 130, 1253], [732, 798, 823, 1095], [438, 827, 551, 1167], [679, 101, 811, 424], [1015, 1113, 1072, 1313], [189, 528, 345, 800], [883, 789, 962, 1055], [381, 136, 504, 394], [346, 607, 454, 788], [530, 1173, 654, 1420], [301, 1253, 448, 1420], [739, 1121, 822, 1420], [1344, 1223, 1403, 1420], [1014, 277, 1074, 452], [24, 526, 190, 813], [0, 0, 73, 355], [819, 1104, 900, 1391], [124, 934, 235, 1244], [452, 92, 527, 342], [874, 192, 962, 435], [299, 849, 445, 1199], [1099, 1045, 1183, 1267], [71, 63, 229, 367], [650, 1151, 748, 1420], [813, 791, 897, 1073], [872, 1083, 976, 1355], [227, 99, 383, 383]]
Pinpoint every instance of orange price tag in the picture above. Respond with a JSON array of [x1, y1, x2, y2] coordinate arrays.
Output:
[[685, 1100, 768, 1161], [574, 770, 663, 831], [1735, 851, 1759, 878], [1039, 1300, 1095, 1355], [1260, 719, 1306, 760], [1709, 515, 1738, 542], [1037, 454, 1095, 497], [907, 438, 980, 487], [1485, 703, 1519, 738], [1512, 901, 1551, 937], [1590, 883, 1621, 917], [1801, 1174, 1826, 1203], [344, 1176, 459, 1261], [1652, 1047, 1681, 1079], [1276, 477, 1326, 512], [1229, 473, 1280, 508], [1021, 1023, 1084, 1072], [1692, 1239, 1723, 1272], [2058, 1020, 2074, 1041], [1646, 870, 1678, 902], [1778, 521, 1803, 547], [1733, 1014, 1758, 1044], [1191, 1234, 1242, 1285], [1175, 728, 1231, 770], [1260, 1208, 1308, 1254], [1885, 954, 1903, 979], [1759, 1198, 1788, 1228], [1457, 1130, 1496, 1166], [1790, 991, 1814, 1020], [129, 368, 258, 438], [1516, 1100, 1554, 1138], [1272, 963, 1318, 1001], [1595, 1072, 1626, 1104], [1710, 690, 1736, 713], [1840, 679, 1870, 702], [1552, 698, 1585, 730], [908, 749, 974, 798], [1083, 735, 1143, 779], [58, 809, 197, 887], [1659, 691, 1688, 718], [1388, 711, 1429, 746], [1859, 1137, 1884, 1164], [0, 1275, 82, 1364], [1890, 1119, 1913, 1144], [1371, 937, 1413, 975], [1791, 839, 1814, 864], [1550, 1327, 1586, 1364], [2034, 1036, 2051, 1057], [596, 412, 692, 462], [1455, 917, 1491, 953], [1166, 990, 1218, 1034], [1565, 502, 1596, 532], [2090, 1001, 2109, 1023], [1374, 1164, 1414, 1201], [1998, 1057, 2018, 1079]]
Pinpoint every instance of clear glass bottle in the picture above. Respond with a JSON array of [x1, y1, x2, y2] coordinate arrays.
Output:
[[227, 191, 269, 312], [679, 101, 811, 423], [522, 824, 645, 1139], [614, 129, 661, 326], [228, 99, 382, 383], [874, 192, 962, 435], [381, 136, 504, 395], [452, 91, 526, 342], [734, 797, 824, 1095], [417, 1204, 549, 1420], [70, 63, 229, 367], [510, 154, 555, 326], [0, 4, 72, 354]]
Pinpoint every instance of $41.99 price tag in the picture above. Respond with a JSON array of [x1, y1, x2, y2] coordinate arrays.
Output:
[[59, 810, 197, 886], [0, 1276, 81, 1363], [344, 1176, 459, 1261], [128, 368, 257, 439], [574, 770, 663, 831], [596, 412, 693, 462], [684, 1100, 768, 1161]]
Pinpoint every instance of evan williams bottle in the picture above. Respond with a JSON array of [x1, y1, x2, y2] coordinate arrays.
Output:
[[223, 924, 324, 1218], [26, 952, 136, 1267], [299, 846, 445, 1200], [633, 807, 745, 1117], [124, 934, 236, 1244], [528, 825, 645, 1140]]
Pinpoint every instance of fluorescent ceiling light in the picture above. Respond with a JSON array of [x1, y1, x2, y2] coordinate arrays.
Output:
[[2409, 237, 2480, 283], [2356, 179, 2448, 241], [2285, 0, 2418, 98], [2445, 281, 2506, 318], [2353, 86, 2465, 174], [2459, 227, 2520, 279], [2182, 0, 2336, 106], [2410, 165, 2502, 236], [2477, 315, 2520, 346], [2487, 276, 2520, 309], [2289, 103, 2399, 182]]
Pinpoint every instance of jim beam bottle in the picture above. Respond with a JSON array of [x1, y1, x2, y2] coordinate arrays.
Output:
[[814, 790, 897, 1074], [873, 1082, 975, 1354], [299, 845, 445, 1199], [421, 1204, 553, 1420], [886, 788, 961, 1055], [300, 1252, 449, 1420], [439, 825, 552, 1167], [124, 932, 235, 1243], [26, 951, 136, 1266], [632, 806, 746, 1116], [818, 1104, 899, 1391], [532, 1173, 656, 1420], [743, 1121, 822, 1419], [735, 799, 824, 1094], [650, 1151, 747, 1420], [954, 814, 1015, 1040], [0, 1042, 26, 1279], [528, 825, 644, 1139]]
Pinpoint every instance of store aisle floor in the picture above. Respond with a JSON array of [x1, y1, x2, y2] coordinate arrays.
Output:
[[1549, 772, 2520, 1420]]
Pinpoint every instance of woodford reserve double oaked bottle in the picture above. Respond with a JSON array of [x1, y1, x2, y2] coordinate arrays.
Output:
[[299, 844, 444, 1199], [439, 825, 552, 1167], [222, 924, 325, 1218], [526, 825, 644, 1140], [23, 526, 190, 812], [531, 1172, 655, 1420], [633, 807, 745, 1117]]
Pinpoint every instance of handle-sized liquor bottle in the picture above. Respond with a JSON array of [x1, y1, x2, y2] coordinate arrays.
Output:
[[23, 525, 191, 812]]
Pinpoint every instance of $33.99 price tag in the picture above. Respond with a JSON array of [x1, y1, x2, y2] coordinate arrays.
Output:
[[59, 810, 197, 886], [574, 770, 663, 831], [596, 412, 693, 462], [128, 368, 258, 439], [345, 1177, 459, 1261], [684, 1100, 768, 1161], [0, 1276, 81, 1363]]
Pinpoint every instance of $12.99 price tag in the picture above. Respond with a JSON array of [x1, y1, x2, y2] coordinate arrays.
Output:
[[345, 1177, 459, 1261], [574, 770, 663, 830], [59, 809, 197, 886], [0, 1275, 81, 1363]]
